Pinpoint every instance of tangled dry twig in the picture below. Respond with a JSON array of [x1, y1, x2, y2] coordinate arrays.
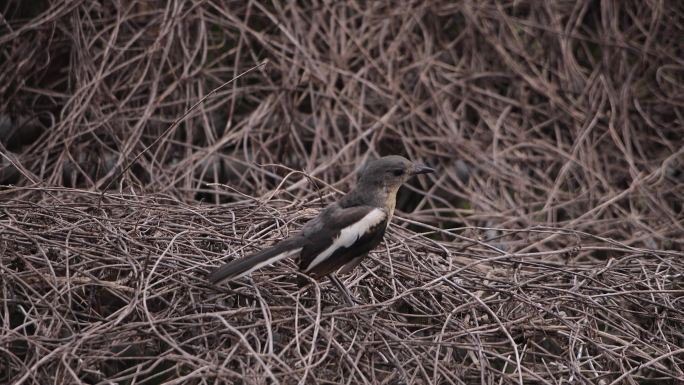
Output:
[[1, 0, 683, 384], [1, 189, 683, 384]]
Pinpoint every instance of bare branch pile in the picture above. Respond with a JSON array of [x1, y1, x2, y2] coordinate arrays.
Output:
[[1, 1, 683, 384]]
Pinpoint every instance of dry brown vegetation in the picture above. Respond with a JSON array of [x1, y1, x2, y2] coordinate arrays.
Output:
[[1, 1, 683, 384]]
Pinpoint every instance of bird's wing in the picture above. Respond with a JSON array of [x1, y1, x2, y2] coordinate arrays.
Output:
[[299, 205, 388, 278]]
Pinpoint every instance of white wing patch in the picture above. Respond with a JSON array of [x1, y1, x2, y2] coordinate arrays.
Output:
[[305, 208, 386, 272]]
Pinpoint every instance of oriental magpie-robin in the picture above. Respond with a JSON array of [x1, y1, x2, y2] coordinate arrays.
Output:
[[207, 155, 433, 286]]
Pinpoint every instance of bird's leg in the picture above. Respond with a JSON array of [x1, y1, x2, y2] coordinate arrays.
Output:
[[329, 273, 358, 306]]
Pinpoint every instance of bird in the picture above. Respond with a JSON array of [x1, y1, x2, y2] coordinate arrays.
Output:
[[207, 155, 434, 290]]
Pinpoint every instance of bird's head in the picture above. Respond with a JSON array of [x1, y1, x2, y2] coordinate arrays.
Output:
[[358, 155, 434, 191]]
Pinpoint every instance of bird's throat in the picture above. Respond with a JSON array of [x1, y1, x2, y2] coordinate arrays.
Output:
[[385, 186, 399, 223]]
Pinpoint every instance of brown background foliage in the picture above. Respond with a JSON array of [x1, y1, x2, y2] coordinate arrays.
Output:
[[1, 1, 683, 384]]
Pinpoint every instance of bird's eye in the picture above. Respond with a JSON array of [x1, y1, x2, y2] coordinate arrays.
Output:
[[392, 169, 404, 177]]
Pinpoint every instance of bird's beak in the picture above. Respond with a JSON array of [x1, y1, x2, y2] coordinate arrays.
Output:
[[411, 163, 434, 175]]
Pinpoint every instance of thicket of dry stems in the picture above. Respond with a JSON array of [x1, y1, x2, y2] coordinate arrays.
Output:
[[1, 1, 683, 384]]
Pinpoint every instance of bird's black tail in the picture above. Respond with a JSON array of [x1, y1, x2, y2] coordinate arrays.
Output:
[[207, 237, 304, 284]]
